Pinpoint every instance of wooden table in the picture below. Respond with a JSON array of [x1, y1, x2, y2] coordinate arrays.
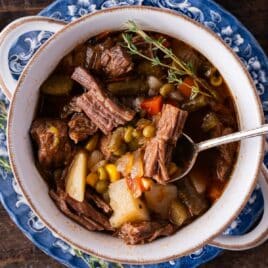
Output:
[[0, 0, 267, 267]]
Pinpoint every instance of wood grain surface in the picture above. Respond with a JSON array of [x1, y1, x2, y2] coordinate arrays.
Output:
[[0, 0, 267, 267]]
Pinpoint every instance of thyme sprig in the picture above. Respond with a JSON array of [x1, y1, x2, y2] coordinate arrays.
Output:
[[74, 249, 124, 268], [122, 21, 213, 99], [0, 157, 11, 173]]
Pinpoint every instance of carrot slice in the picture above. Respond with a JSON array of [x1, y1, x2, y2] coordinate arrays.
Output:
[[178, 76, 195, 98], [141, 96, 163, 115]]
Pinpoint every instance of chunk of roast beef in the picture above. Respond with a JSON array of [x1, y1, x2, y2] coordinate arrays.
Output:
[[65, 195, 113, 230], [144, 104, 188, 183], [30, 118, 73, 169], [85, 189, 113, 214], [215, 127, 237, 181], [71, 67, 135, 134], [117, 221, 176, 245], [50, 189, 104, 231], [61, 97, 82, 119], [68, 112, 98, 143], [50, 172, 113, 231], [87, 39, 133, 77]]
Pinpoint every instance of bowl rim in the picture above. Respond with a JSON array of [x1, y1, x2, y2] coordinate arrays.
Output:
[[7, 6, 265, 264]]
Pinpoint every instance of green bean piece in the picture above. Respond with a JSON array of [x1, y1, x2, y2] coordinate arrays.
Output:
[[41, 74, 73, 95], [169, 200, 190, 226], [138, 61, 163, 77], [107, 79, 148, 96], [181, 95, 209, 112]]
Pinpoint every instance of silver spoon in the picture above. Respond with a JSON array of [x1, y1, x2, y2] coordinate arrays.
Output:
[[170, 124, 268, 182]]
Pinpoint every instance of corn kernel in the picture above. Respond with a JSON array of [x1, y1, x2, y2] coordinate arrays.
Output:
[[141, 178, 154, 191], [85, 134, 99, 152], [97, 166, 108, 180], [86, 172, 98, 187], [105, 164, 121, 182]]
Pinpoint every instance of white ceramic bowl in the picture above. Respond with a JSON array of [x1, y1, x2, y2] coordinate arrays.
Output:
[[4, 6, 268, 264]]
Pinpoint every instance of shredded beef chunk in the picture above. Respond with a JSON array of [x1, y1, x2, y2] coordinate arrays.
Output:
[[117, 221, 176, 245], [30, 119, 73, 169], [215, 127, 236, 181], [87, 39, 133, 77], [144, 104, 188, 183], [85, 189, 113, 214], [50, 172, 113, 231], [68, 112, 98, 143], [71, 67, 135, 134]]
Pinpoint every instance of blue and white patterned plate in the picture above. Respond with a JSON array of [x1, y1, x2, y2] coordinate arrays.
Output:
[[0, 0, 268, 267]]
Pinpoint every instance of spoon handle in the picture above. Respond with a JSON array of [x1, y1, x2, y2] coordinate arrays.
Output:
[[196, 124, 268, 152]]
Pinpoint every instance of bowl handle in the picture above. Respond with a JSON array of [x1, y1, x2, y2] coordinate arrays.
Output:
[[0, 16, 66, 100], [209, 163, 268, 250]]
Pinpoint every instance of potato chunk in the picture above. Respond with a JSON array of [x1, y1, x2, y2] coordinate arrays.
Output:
[[109, 179, 150, 228], [145, 184, 177, 219], [66, 150, 88, 202]]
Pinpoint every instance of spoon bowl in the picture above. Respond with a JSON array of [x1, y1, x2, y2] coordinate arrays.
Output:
[[171, 124, 268, 182]]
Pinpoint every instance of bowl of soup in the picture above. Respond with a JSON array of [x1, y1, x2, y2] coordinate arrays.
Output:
[[7, 6, 264, 264]]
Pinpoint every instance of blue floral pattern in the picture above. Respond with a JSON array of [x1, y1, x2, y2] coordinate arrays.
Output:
[[1, 0, 268, 267]]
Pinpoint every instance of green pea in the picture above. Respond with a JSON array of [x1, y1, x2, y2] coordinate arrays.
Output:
[[143, 125, 156, 138]]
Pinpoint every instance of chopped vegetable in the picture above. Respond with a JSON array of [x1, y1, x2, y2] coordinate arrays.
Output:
[[86, 172, 98, 187], [138, 61, 163, 77], [160, 83, 174, 97], [108, 127, 125, 155], [178, 77, 195, 98], [85, 134, 99, 152], [116, 152, 134, 177], [141, 96, 163, 115], [113, 143, 127, 156], [209, 68, 223, 87], [126, 177, 153, 198], [201, 113, 219, 132], [97, 166, 108, 180], [177, 178, 208, 217], [105, 163, 121, 182], [95, 180, 109, 194], [65, 150, 88, 202], [169, 199, 190, 226], [47, 125, 59, 148], [124, 126, 134, 143], [189, 169, 207, 194], [41, 74, 73, 95], [130, 150, 144, 179], [142, 125, 156, 138], [181, 95, 208, 112], [107, 79, 148, 96], [132, 129, 142, 139], [145, 184, 177, 219], [88, 150, 104, 170], [147, 76, 163, 94], [109, 179, 150, 228]]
